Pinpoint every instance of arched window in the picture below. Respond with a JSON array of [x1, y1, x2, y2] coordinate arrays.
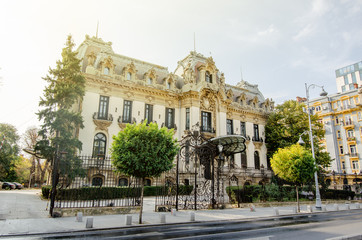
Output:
[[126, 72, 132, 80], [167, 81, 171, 89], [241, 152, 247, 168], [205, 71, 212, 83], [119, 178, 129, 187], [147, 77, 153, 85], [254, 151, 260, 170], [244, 181, 251, 186], [145, 179, 152, 186], [92, 176, 103, 187], [93, 133, 107, 157], [104, 67, 110, 75]]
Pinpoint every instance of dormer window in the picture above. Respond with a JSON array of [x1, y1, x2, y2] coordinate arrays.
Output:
[[148, 77, 153, 85], [127, 72, 132, 80], [104, 67, 110, 75], [167, 81, 171, 89], [205, 71, 212, 83]]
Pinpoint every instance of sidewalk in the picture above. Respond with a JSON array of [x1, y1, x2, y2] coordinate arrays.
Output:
[[0, 199, 361, 237]]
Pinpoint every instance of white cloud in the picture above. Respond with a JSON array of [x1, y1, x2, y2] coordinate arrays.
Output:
[[293, 24, 315, 41]]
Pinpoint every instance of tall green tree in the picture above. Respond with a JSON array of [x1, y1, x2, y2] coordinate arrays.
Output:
[[0, 123, 20, 181], [265, 100, 331, 170], [111, 121, 179, 224], [271, 144, 316, 212], [36, 35, 86, 185]]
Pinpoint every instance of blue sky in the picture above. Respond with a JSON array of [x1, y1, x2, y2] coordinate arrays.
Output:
[[0, 0, 362, 136]]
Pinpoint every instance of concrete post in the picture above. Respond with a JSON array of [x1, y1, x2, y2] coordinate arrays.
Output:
[[273, 207, 279, 216], [160, 213, 166, 223], [190, 212, 195, 222], [125, 215, 132, 225], [86, 217, 93, 228], [76, 212, 83, 222]]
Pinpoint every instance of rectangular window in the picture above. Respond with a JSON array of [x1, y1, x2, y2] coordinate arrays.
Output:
[[253, 124, 259, 141], [349, 83, 355, 90], [144, 104, 153, 124], [185, 108, 190, 130], [240, 122, 246, 137], [344, 75, 349, 85], [98, 96, 109, 120], [122, 100, 132, 123], [337, 131, 341, 139], [165, 108, 175, 129], [342, 161, 346, 169], [350, 145, 357, 154], [226, 119, 233, 135], [347, 129, 354, 138], [340, 146, 344, 155], [352, 72, 357, 83], [201, 111, 212, 132], [352, 160, 359, 169], [342, 86, 346, 92]]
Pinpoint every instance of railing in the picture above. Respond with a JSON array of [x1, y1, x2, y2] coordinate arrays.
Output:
[[118, 115, 136, 124], [93, 112, 113, 121], [161, 123, 177, 130], [341, 120, 354, 127], [201, 126, 215, 133], [252, 136, 263, 142], [349, 153, 358, 158]]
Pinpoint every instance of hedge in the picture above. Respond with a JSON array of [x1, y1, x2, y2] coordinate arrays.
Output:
[[42, 185, 193, 200]]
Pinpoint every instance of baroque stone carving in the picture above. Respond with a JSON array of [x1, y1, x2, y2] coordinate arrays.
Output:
[[87, 52, 96, 66], [93, 119, 112, 132]]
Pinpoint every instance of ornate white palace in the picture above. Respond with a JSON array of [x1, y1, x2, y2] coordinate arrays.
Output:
[[75, 35, 274, 187]]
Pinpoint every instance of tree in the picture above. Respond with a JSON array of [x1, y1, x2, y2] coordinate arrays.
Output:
[[271, 144, 316, 212], [111, 121, 179, 224], [36, 35, 86, 186], [265, 100, 331, 174], [0, 123, 20, 181], [23, 127, 50, 186], [14, 155, 32, 183]]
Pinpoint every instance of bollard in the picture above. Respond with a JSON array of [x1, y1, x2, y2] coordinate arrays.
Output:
[[189, 212, 195, 222], [125, 215, 132, 226], [273, 207, 279, 216], [76, 212, 83, 222], [334, 204, 339, 211], [171, 208, 176, 216], [86, 217, 93, 228], [160, 213, 166, 224], [307, 205, 313, 213], [322, 206, 327, 212]]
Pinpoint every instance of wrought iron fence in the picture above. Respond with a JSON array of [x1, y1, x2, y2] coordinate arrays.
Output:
[[54, 155, 141, 209]]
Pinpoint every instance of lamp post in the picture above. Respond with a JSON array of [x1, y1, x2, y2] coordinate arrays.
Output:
[[303, 83, 328, 210]]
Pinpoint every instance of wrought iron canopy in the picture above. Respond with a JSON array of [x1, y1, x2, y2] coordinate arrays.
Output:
[[205, 135, 246, 156]]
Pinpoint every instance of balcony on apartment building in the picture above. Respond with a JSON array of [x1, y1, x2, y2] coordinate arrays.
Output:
[[93, 112, 113, 122], [341, 119, 355, 129]]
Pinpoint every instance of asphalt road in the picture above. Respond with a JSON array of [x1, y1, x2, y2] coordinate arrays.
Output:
[[0, 189, 49, 219], [2, 210, 361, 239]]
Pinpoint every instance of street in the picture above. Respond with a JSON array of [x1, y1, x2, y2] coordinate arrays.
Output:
[[1, 210, 361, 239]]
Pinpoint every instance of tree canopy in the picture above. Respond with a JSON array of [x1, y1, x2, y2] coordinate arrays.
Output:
[[265, 100, 331, 168], [36, 35, 85, 183], [111, 121, 179, 223], [0, 123, 20, 181]]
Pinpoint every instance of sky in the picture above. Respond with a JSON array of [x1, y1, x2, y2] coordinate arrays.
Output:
[[0, 0, 362, 138]]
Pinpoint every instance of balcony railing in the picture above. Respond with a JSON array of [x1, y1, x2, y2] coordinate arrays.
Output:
[[347, 136, 356, 142], [252, 136, 263, 142], [201, 126, 215, 133], [161, 122, 178, 130], [118, 115, 136, 124], [349, 152, 358, 158], [93, 112, 113, 121]]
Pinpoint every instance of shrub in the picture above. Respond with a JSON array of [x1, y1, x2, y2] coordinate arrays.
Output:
[[42, 185, 52, 199]]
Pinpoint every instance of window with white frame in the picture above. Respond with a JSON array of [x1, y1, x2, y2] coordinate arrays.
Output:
[[352, 160, 359, 169], [339, 145, 344, 155]]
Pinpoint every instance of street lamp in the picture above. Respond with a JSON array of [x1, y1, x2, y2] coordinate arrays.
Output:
[[304, 83, 328, 210]]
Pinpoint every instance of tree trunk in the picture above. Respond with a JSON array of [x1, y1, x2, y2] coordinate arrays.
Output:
[[139, 177, 144, 224], [296, 186, 300, 213]]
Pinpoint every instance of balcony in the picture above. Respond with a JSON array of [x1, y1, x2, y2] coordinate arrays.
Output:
[[161, 122, 178, 131], [349, 152, 358, 158], [347, 136, 356, 143], [93, 112, 113, 131], [341, 120, 354, 129], [118, 116, 136, 129], [252, 136, 263, 148]]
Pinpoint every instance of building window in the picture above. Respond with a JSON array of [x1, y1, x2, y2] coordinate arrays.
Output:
[[185, 108, 190, 130], [126, 72, 132, 80], [167, 81, 171, 89], [337, 130, 341, 139], [253, 124, 259, 141], [104, 67, 110, 75], [92, 176, 103, 187], [119, 178, 129, 187], [254, 151, 260, 170], [342, 161, 346, 170], [145, 104, 153, 124], [93, 133, 107, 157], [98, 96, 109, 120], [241, 152, 247, 168], [344, 75, 349, 85], [226, 119, 233, 135], [205, 71, 212, 83], [122, 100, 132, 123], [148, 77, 153, 85], [315, 106, 321, 112], [352, 72, 357, 83], [347, 129, 354, 138], [340, 146, 344, 155], [342, 86, 346, 92], [352, 160, 359, 169], [240, 122, 246, 137], [145, 179, 152, 186], [201, 111, 212, 132], [350, 145, 357, 154], [165, 108, 175, 129]]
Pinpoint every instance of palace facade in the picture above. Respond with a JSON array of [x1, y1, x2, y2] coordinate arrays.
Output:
[[75, 35, 274, 187]]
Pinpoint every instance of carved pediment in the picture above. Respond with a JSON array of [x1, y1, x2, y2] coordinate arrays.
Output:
[[93, 119, 112, 132], [102, 56, 114, 69], [87, 51, 97, 66], [123, 61, 137, 74], [144, 68, 157, 80]]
